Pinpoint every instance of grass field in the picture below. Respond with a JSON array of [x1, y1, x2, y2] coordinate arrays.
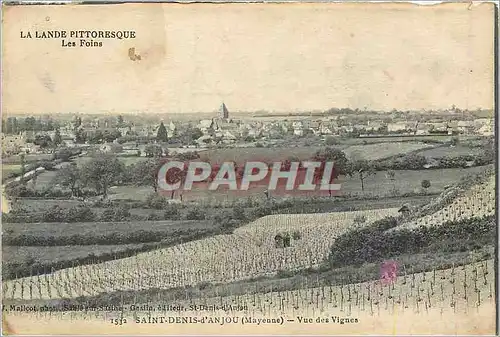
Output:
[[419, 145, 481, 158], [14, 165, 490, 203], [2, 164, 22, 177], [29, 169, 59, 191], [343, 142, 434, 161], [2, 154, 52, 165], [337, 165, 490, 196], [116, 156, 149, 165], [72, 156, 148, 167], [109, 165, 490, 201], [107, 185, 153, 201], [199, 146, 325, 164]]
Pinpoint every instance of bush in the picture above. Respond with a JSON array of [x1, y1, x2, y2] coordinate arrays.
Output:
[[163, 204, 180, 220], [184, 207, 206, 220], [66, 206, 96, 222], [39, 161, 56, 170], [292, 231, 302, 240], [421, 179, 431, 189], [100, 207, 131, 222], [210, 211, 236, 230], [250, 204, 273, 218], [5, 184, 31, 198], [4, 205, 97, 223], [53, 148, 80, 161], [146, 193, 167, 210], [147, 213, 162, 221], [42, 206, 65, 222], [232, 205, 247, 221], [2, 227, 221, 279], [324, 136, 338, 146]]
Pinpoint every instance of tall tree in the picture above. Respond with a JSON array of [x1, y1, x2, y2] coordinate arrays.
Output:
[[130, 158, 163, 193], [312, 147, 349, 177], [46, 119, 54, 131], [156, 122, 168, 142], [73, 116, 82, 130], [52, 128, 63, 146], [24, 117, 36, 131], [117, 115, 125, 127], [164, 162, 187, 199], [5, 118, 13, 133], [350, 159, 376, 192], [386, 170, 397, 195], [183, 126, 203, 145], [80, 154, 124, 199], [103, 129, 122, 142], [52, 163, 84, 198], [34, 118, 43, 132], [34, 134, 52, 148], [74, 128, 87, 144], [20, 153, 26, 183], [7, 117, 18, 134]]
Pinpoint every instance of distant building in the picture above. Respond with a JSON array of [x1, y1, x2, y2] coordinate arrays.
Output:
[[220, 102, 229, 119], [198, 119, 215, 134], [478, 122, 494, 136], [2, 135, 25, 155], [388, 122, 407, 133]]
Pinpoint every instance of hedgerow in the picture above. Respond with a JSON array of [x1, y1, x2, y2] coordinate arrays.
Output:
[[329, 214, 496, 268]]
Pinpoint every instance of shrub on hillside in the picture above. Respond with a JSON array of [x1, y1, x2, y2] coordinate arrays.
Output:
[[100, 207, 131, 222], [232, 205, 247, 221], [5, 184, 31, 198], [42, 206, 66, 222], [328, 215, 495, 268], [249, 204, 273, 218], [39, 160, 56, 170], [147, 213, 162, 221], [146, 193, 167, 210], [163, 204, 180, 220], [183, 207, 206, 220], [210, 211, 235, 230], [66, 206, 96, 222], [52, 148, 80, 161]]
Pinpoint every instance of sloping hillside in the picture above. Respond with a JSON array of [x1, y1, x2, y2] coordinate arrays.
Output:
[[393, 171, 495, 231]]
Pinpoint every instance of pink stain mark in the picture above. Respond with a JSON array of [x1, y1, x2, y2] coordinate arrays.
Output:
[[380, 260, 398, 285]]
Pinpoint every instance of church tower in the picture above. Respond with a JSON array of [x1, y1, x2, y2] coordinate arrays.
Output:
[[219, 102, 229, 119]]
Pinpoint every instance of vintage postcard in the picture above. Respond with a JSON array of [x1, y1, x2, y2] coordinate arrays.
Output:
[[1, 1, 497, 335]]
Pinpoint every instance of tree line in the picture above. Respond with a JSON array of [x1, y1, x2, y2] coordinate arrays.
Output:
[[2, 117, 58, 134]]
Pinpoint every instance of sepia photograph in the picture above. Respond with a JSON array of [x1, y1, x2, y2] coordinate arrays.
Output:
[[1, 1, 497, 335]]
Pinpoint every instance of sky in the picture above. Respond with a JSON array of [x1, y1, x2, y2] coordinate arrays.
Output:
[[2, 2, 495, 115]]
